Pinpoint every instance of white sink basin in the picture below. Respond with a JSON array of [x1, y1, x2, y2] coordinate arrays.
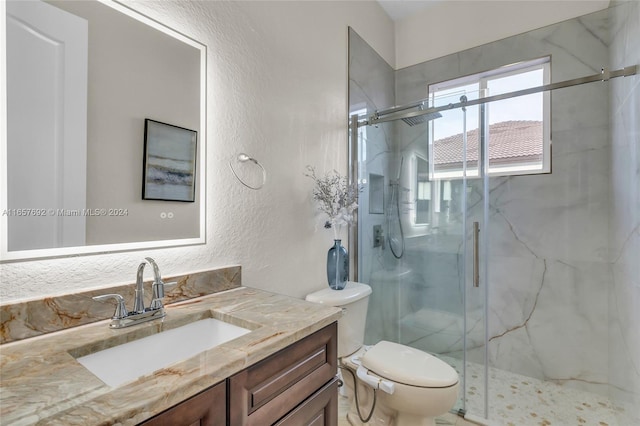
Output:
[[76, 318, 251, 388]]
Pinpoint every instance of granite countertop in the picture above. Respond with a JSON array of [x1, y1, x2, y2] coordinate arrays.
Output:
[[0, 287, 342, 425]]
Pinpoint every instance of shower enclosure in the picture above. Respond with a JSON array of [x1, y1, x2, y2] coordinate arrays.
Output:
[[348, 3, 639, 425]]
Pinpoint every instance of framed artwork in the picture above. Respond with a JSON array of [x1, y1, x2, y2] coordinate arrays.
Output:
[[142, 119, 197, 202]]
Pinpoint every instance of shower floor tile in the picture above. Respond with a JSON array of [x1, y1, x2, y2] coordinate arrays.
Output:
[[442, 355, 636, 426]]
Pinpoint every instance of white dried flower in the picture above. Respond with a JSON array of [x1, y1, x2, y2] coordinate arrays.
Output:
[[305, 166, 359, 237]]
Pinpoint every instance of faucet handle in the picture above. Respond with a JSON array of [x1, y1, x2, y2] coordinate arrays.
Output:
[[149, 281, 177, 310], [93, 294, 128, 320], [149, 282, 164, 310]]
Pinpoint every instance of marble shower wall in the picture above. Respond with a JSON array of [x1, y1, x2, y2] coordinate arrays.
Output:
[[608, 1, 640, 422], [395, 9, 615, 397]]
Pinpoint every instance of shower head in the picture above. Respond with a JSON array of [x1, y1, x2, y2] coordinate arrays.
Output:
[[401, 111, 442, 127]]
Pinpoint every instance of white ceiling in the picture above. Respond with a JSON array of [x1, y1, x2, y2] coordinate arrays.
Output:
[[377, 0, 437, 21]]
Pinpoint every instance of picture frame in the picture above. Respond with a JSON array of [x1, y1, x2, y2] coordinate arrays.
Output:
[[142, 119, 197, 202]]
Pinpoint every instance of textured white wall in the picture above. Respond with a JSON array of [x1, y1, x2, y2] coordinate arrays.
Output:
[[0, 0, 394, 302], [395, 0, 610, 69]]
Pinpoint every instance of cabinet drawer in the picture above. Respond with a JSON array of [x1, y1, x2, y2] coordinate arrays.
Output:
[[229, 322, 337, 425], [274, 378, 338, 426], [139, 380, 225, 426]]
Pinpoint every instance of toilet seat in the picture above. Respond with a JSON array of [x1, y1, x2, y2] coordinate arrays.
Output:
[[361, 341, 458, 388]]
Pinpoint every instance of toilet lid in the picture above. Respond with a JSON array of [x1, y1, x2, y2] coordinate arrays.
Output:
[[305, 282, 372, 307], [361, 341, 458, 388]]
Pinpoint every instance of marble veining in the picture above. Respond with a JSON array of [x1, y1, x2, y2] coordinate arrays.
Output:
[[0, 266, 241, 344], [0, 286, 342, 425]]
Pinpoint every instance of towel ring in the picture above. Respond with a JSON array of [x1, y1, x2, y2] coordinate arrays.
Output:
[[229, 153, 266, 190]]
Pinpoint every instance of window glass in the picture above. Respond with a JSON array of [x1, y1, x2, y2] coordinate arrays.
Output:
[[428, 58, 550, 178]]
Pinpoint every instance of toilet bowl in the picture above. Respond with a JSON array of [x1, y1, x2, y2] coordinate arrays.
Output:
[[306, 282, 459, 426]]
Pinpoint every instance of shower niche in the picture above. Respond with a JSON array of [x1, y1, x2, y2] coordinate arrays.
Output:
[[368, 173, 384, 215]]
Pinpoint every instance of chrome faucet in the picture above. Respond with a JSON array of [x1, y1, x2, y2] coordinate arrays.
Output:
[[93, 257, 174, 329]]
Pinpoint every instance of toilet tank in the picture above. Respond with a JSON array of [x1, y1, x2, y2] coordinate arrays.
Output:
[[305, 282, 372, 358]]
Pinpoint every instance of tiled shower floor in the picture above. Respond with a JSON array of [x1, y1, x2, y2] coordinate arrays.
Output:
[[443, 355, 636, 426], [338, 357, 636, 426]]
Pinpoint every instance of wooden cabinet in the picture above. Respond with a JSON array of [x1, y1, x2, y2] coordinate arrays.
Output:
[[274, 378, 338, 426], [228, 323, 337, 425], [138, 322, 337, 426], [139, 380, 226, 426]]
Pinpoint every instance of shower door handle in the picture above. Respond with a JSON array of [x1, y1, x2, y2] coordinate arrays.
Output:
[[473, 221, 480, 288]]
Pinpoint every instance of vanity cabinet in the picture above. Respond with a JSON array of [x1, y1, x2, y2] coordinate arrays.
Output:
[[139, 380, 226, 426], [273, 378, 339, 426], [137, 322, 337, 426], [229, 322, 338, 425]]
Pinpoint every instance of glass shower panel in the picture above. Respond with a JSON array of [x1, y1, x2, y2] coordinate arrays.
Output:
[[354, 91, 489, 418], [430, 91, 488, 418], [399, 93, 486, 415], [357, 118, 404, 346], [481, 79, 613, 424]]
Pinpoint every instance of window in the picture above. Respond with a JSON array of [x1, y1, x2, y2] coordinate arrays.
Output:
[[427, 57, 551, 179]]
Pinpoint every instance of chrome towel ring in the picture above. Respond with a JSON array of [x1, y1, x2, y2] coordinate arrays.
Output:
[[229, 153, 266, 190]]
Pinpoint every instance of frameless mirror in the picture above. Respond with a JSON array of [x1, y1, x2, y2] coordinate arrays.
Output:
[[1, 0, 206, 261]]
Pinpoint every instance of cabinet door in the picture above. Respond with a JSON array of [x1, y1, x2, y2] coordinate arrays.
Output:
[[229, 322, 337, 425], [274, 378, 338, 426], [139, 381, 226, 426]]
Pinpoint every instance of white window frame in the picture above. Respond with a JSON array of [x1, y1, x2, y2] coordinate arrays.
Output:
[[428, 57, 551, 179]]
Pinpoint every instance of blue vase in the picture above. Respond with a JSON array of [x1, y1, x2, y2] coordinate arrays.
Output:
[[327, 239, 348, 290]]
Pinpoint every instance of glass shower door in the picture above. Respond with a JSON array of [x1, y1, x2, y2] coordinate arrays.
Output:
[[351, 90, 490, 419], [426, 90, 489, 419], [389, 90, 490, 416]]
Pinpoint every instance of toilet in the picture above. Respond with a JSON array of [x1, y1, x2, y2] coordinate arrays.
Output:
[[306, 281, 459, 426]]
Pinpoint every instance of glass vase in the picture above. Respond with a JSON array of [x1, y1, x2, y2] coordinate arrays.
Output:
[[327, 239, 348, 290]]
